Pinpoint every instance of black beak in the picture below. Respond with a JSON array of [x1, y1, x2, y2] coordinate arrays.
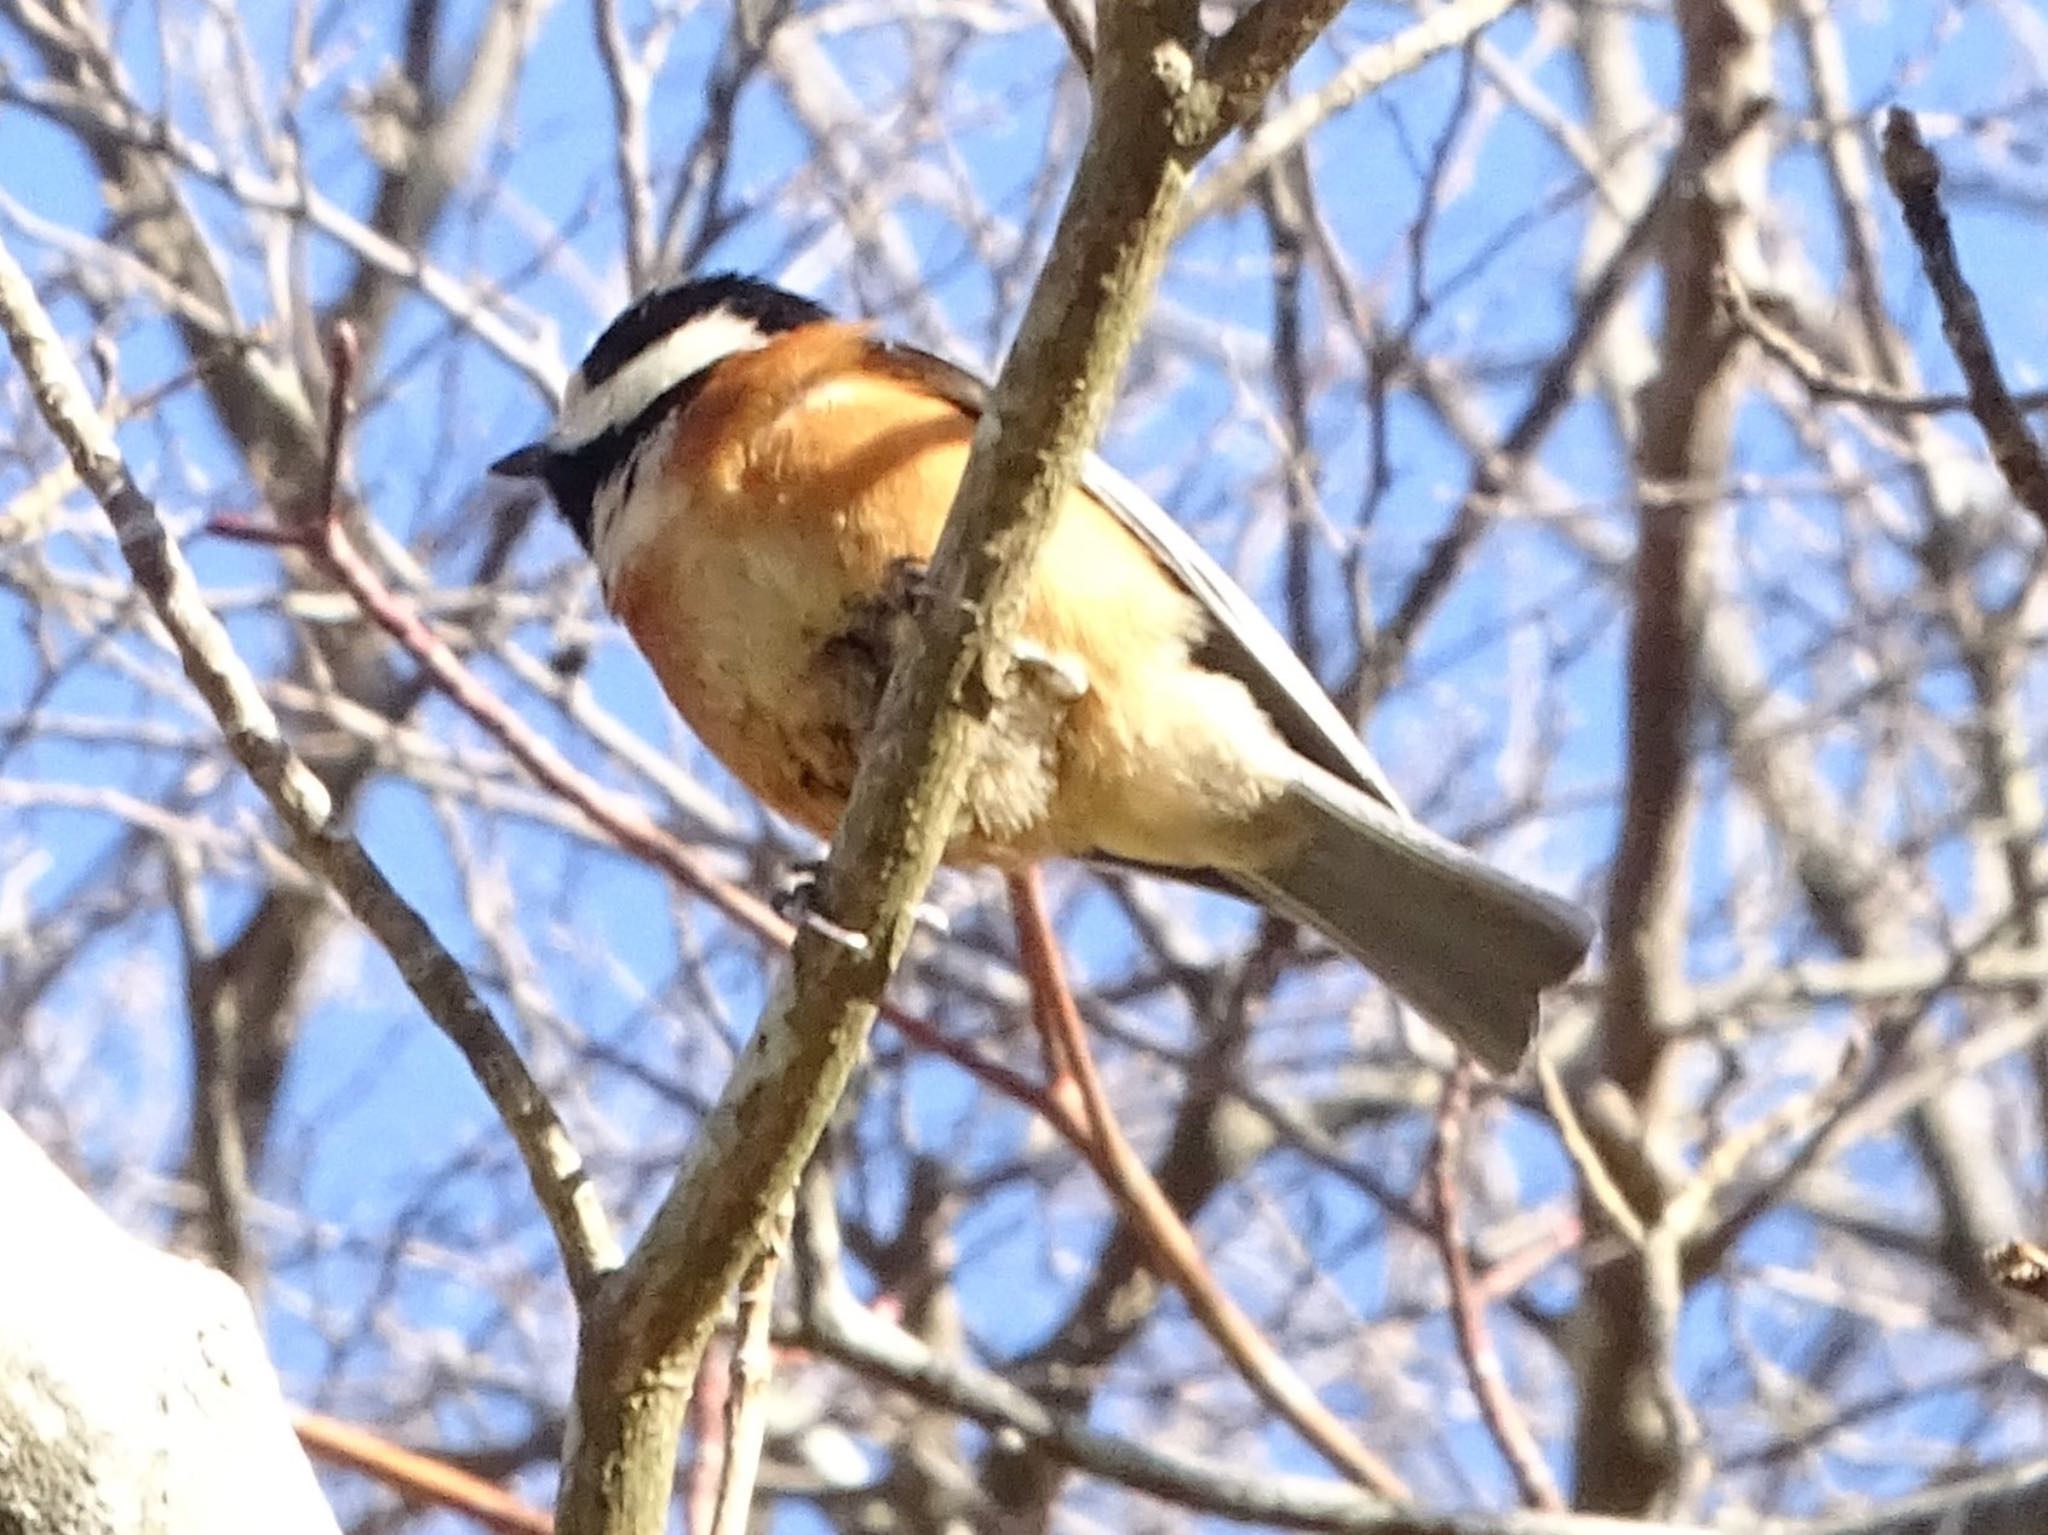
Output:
[[490, 441, 553, 479]]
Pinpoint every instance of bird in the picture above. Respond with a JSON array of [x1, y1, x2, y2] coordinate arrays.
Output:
[[491, 273, 1593, 1071]]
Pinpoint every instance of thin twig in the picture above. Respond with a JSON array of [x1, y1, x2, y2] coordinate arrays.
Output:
[[1183, 0, 1524, 226], [800, 1271, 1725, 1534], [1535, 1052, 1646, 1248], [1718, 270, 2048, 417], [0, 238, 621, 1304], [590, 0, 658, 288], [1357, 141, 1685, 705], [1639, 1223, 1705, 1515], [682, 1337, 732, 1535], [1428, 1065, 1566, 1511], [708, 1196, 790, 1535], [1880, 109, 2048, 525], [0, 74, 563, 395], [315, 322, 356, 524], [1007, 870, 1410, 1498], [1661, 1035, 1867, 1245], [294, 1411, 554, 1535], [208, 506, 791, 948]]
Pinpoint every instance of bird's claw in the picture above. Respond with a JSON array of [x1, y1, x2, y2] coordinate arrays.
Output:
[[771, 860, 824, 924], [771, 858, 950, 946]]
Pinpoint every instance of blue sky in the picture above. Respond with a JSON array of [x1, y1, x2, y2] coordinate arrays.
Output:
[[8, 0, 2048, 1527]]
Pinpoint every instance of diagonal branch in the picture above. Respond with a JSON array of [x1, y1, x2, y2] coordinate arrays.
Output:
[[799, 1254, 1723, 1535], [1009, 870, 1409, 1497], [293, 1412, 553, 1535], [551, 0, 1369, 1528], [1200, 0, 1355, 144], [1429, 1066, 1565, 1511], [0, 233, 621, 1306], [1184, 0, 1524, 225], [1880, 109, 2048, 526]]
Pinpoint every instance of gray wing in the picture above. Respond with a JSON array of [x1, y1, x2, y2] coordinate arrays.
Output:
[[869, 341, 1407, 815]]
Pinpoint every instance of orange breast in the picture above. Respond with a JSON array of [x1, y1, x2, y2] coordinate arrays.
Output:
[[609, 324, 1287, 869]]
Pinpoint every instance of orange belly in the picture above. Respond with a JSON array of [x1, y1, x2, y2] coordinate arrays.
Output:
[[607, 327, 1293, 872]]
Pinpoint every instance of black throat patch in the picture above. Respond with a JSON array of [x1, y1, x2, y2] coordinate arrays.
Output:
[[538, 373, 707, 553], [540, 274, 835, 552]]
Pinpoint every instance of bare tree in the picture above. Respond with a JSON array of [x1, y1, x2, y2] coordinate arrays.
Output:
[[6, 0, 2048, 1531]]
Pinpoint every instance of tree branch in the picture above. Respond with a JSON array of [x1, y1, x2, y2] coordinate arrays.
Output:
[[1575, 0, 1770, 1513], [1430, 1066, 1565, 1511], [293, 1412, 552, 1535], [1009, 870, 1409, 1497], [1879, 109, 2048, 526], [1183, 0, 1523, 224], [551, 0, 1364, 1526], [798, 1261, 1717, 1535], [0, 233, 621, 1306]]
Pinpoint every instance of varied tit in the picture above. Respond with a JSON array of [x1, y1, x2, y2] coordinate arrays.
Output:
[[492, 274, 1593, 1071]]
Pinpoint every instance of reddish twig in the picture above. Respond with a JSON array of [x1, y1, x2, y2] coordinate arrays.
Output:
[[212, 415, 1036, 1117], [1005, 869, 1410, 1499], [209, 506, 788, 949], [1472, 1211, 1584, 1307], [295, 1410, 553, 1535], [210, 346, 1051, 1119], [1007, 869, 1092, 1128], [683, 1202, 788, 1535], [681, 1339, 732, 1535], [1718, 269, 2048, 417], [224, 328, 1422, 1503], [315, 324, 357, 526], [1880, 109, 2048, 525], [1428, 1065, 1565, 1511]]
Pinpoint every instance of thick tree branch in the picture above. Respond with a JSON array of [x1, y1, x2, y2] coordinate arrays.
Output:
[[552, 0, 1364, 1527], [1574, 0, 1769, 1514]]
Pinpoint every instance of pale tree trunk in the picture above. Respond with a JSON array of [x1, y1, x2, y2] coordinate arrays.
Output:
[[0, 1113, 338, 1535]]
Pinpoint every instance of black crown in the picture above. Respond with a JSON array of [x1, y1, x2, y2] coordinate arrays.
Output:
[[576, 273, 832, 391]]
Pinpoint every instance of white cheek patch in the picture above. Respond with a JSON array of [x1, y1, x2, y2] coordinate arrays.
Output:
[[549, 309, 768, 451], [592, 413, 681, 608]]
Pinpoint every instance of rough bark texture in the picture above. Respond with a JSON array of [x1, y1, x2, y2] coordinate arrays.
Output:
[[0, 1113, 339, 1535]]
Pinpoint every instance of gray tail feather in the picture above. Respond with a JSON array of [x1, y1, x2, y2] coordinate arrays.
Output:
[[1232, 765, 1594, 1074]]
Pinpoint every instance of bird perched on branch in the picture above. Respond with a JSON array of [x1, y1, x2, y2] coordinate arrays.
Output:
[[492, 274, 1593, 1071]]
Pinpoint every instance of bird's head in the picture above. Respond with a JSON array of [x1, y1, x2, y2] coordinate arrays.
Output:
[[490, 274, 830, 559]]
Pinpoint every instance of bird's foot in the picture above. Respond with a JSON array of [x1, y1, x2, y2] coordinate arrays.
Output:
[[771, 857, 951, 946]]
